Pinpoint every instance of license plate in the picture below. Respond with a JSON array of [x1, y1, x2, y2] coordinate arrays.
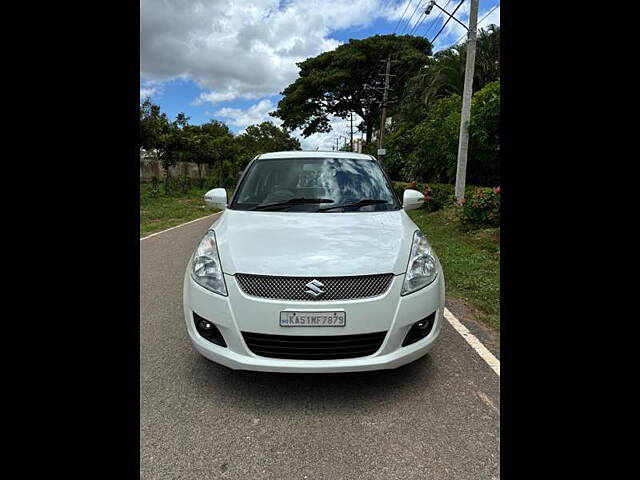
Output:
[[279, 311, 346, 327]]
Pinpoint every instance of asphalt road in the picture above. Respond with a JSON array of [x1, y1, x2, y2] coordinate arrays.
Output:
[[140, 214, 500, 480]]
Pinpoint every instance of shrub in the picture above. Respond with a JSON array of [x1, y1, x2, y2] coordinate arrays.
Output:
[[393, 181, 461, 212], [461, 186, 500, 228], [423, 183, 455, 212], [178, 174, 191, 193], [150, 176, 160, 197]]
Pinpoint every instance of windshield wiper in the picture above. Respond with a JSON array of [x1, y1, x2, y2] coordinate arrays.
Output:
[[316, 199, 389, 212], [249, 197, 334, 211]]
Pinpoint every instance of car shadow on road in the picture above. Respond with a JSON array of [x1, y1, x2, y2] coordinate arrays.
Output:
[[189, 353, 435, 414]]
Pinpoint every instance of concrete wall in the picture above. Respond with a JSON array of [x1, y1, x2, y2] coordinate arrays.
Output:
[[140, 158, 212, 181]]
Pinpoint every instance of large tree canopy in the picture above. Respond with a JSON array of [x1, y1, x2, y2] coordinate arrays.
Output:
[[271, 34, 431, 143]]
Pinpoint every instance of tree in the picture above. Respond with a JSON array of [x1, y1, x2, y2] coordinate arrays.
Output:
[[398, 26, 500, 126], [468, 80, 500, 186], [154, 111, 190, 193], [183, 121, 236, 188], [401, 94, 462, 183], [140, 98, 185, 192], [473, 25, 500, 89], [140, 97, 169, 152], [235, 122, 301, 169], [271, 35, 431, 143], [399, 80, 500, 185]]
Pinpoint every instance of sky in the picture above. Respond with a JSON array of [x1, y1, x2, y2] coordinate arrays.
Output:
[[140, 0, 500, 150]]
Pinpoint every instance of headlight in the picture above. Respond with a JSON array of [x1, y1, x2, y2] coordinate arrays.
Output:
[[191, 230, 227, 296], [401, 230, 438, 295]]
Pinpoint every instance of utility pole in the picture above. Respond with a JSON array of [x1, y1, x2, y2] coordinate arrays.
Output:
[[378, 56, 391, 159], [424, 0, 479, 202], [454, 0, 479, 202], [350, 112, 354, 152]]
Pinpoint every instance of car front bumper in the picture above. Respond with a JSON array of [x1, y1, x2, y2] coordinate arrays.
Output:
[[183, 267, 445, 373]]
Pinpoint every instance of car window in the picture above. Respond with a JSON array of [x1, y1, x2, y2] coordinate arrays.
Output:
[[231, 157, 399, 212]]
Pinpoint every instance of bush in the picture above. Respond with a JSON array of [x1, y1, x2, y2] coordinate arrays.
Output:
[[423, 183, 455, 212], [461, 187, 500, 228], [177, 174, 191, 194], [393, 181, 470, 212], [150, 176, 160, 197]]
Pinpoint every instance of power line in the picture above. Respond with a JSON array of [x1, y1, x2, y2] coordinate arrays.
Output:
[[401, 0, 427, 35], [394, 0, 415, 34], [450, 1, 500, 46], [423, 0, 452, 38], [408, 1, 430, 35], [429, 0, 465, 46]]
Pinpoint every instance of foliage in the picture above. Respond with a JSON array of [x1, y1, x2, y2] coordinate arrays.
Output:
[[468, 80, 500, 186], [271, 35, 431, 142], [235, 122, 301, 169], [140, 99, 300, 191], [182, 121, 238, 188], [461, 186, 501, 228], [140, 98, 170, 151], [473, 25, 500, 89], [393, 181, 479, 212], [385, 79, 500, 186], [401, 94, 462, 183], [139, 102, 192, 193], [398, 25, 500, 125], [150, 176, 160, 197]]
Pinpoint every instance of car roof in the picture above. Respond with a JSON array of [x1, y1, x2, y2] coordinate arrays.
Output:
[[256, 151, 376, 161]]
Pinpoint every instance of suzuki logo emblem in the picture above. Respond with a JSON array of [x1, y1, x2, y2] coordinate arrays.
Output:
[[305, 279, 325, 297]]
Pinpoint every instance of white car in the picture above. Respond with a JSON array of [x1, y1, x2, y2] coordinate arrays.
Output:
[[183, 151, 444, 373]]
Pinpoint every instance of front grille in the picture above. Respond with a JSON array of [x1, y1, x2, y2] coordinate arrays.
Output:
[[235, 273, 394, 301], [242, 331, 387, 360]]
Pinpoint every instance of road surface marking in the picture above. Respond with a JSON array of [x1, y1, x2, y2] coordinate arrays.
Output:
[[140, 213, 220, 241], [444, 308, 500, 376]]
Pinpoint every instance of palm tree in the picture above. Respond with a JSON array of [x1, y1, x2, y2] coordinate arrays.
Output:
[[474, 25, 500, 89], [400, 26, 500, 114]]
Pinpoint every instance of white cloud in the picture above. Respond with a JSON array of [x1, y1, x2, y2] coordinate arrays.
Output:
[[141, 0, 385, 105], [140, 87, 157, 98], [212, 99, 277, 130]]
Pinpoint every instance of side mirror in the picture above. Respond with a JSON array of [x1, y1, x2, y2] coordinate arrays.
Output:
[[403, 189, 425, 211], [204, 188, 227, 210]]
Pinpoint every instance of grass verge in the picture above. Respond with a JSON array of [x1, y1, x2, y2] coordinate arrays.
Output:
[[407, 207, 500, 332], [140, 183, 218, 237]]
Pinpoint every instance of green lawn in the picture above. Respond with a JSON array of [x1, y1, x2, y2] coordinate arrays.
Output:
[[140, 183, 218, 237], [407, 207, 500, 332]]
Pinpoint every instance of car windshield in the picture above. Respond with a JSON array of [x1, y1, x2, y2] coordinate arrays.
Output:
[[230, 157, 400, 212]]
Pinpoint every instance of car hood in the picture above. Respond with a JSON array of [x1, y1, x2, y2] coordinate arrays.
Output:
[[208, 209, 418, 277]]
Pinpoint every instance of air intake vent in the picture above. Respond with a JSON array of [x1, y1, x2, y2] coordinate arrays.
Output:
[[242, 331, 387, 360], [235, 274, 394, 301]]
